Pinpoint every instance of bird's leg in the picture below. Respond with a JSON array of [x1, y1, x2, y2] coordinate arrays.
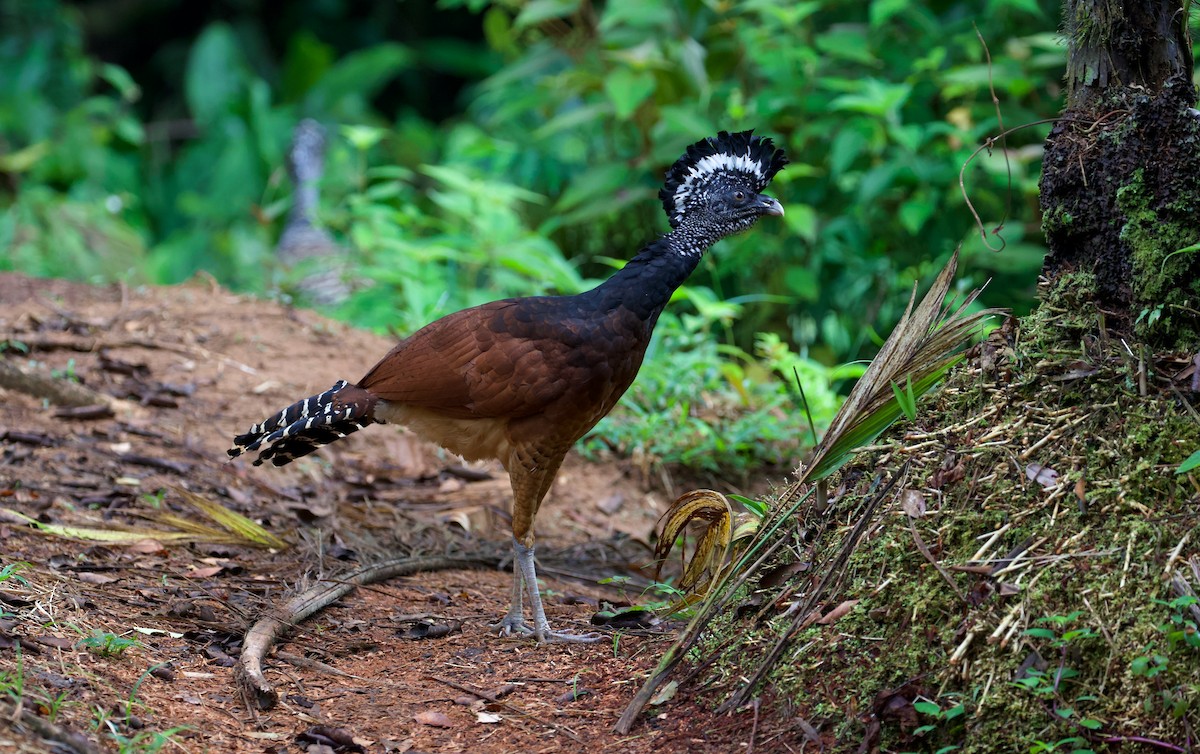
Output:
[[514, 539, 601, 644], [500, 450, 599, 642], [490, 543, 532, 637]]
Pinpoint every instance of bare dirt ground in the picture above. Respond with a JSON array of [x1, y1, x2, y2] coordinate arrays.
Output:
[[0, 274, 780, 754]]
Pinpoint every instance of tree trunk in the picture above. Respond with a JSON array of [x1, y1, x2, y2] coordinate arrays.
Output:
[[1039, 0, 1200, 346]]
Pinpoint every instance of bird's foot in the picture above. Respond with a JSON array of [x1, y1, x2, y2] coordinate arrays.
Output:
[[489, 616, 602, 643], [489, 614, 535, 638]]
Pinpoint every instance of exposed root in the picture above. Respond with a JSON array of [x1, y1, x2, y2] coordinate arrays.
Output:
[[238, 554, 494, 710]]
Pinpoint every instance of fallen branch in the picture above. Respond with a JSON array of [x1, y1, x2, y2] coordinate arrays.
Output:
[[0, 358, 140, 414], [238, 554, 494, 710], [0, 697, 100, 754]]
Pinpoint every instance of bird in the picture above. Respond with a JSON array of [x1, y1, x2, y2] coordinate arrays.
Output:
[[276, 119, 351, 307], [229, 130, 787, 642]]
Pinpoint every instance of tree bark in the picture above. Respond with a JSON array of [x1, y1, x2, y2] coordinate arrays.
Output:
[[1039, 0, 1200, 345]]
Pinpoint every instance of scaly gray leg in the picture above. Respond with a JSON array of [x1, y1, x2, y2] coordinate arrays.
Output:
[[514, 539, 600, 643], [490, 546, 531, 637]]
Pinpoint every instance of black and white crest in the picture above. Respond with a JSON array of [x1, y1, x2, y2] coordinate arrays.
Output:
[[659, 130, 788, 229]]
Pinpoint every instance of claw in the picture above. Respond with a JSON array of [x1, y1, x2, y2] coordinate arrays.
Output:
[[490, 616, 534, 638], [536, 629, 603, 644]]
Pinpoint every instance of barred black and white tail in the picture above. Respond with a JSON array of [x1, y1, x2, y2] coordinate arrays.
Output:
[[227, 380, 376, 467]]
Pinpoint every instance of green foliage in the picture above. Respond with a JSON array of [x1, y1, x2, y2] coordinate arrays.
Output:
[[579, 311, 849, 474], [1013, 612, 1105, 739], [912, 696, 966, 744], [453, 0, 1058, 353], [1176, 449, 1200, 474], [77, 631, 141, 657], [0, 561, 31, 587], [1, 0, 1062, 473]]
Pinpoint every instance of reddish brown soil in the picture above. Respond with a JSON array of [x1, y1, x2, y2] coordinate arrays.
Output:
[[0, 274, 779, 753]]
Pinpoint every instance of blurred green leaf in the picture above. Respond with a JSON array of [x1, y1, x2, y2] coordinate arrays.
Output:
[[304, 44, 413, 116], [185, 23, 246, 127], [514, 0, 581, 29], [604, 67, 657, 119]]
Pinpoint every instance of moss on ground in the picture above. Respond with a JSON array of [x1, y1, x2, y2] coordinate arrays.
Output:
[[698, 302, 1200, 752]]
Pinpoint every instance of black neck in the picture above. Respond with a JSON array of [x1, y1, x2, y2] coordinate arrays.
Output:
[[586, 228, 709, 320]]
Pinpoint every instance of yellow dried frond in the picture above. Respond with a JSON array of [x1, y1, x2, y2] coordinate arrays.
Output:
[[654, 489, 733, 601], [170, 487, 288, 549], [2, 489, 288, 550]]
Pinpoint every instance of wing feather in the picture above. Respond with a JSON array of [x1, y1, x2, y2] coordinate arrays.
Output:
[[358, 300, 600, 420]]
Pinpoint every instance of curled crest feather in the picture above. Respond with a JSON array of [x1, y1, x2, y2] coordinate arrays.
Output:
[[659, 130, 788, 229]]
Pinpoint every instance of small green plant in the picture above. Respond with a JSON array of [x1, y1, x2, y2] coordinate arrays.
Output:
[[78, 631, 141, 657], [728, 493, 769, 518], [50, 358, 79, 383], [890, 374, 919, 421], [0, 561, 31, 586], [0, 647, 25, 702], [912, 697, 965, 737], [1028, 737, 1095, 754], [1023, 611, 1097, 648], [137, 489, 167, 508], [1130, 595, 1200, 719], [94, 705, 188, 754], [597, 575, 684, 613], [1130, 650, 1170, 679], [1014, 612, 1104, 737], [114, 729, 189, 754], [1176, 449, 1200, 474], [37, 691, 71, 723], [1156, 595, 1200, 650]]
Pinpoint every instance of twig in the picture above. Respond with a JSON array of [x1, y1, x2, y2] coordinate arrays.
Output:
[[720, 464, 906, 713], [274, 650, 359, 679], [969, 523, 1011, 563], [908, 517, 967, 602], [950, 631, 976, 664], [426, 674, 582, 743], [1163, 532, 1190, 576], [746, 698, 761, 754]]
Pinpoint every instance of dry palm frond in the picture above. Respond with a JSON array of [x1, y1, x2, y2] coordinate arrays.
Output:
[[654, 490, 732, 593], [165, 486, 288, 549], [791, 247, 1002, 488], [616, 249, 1003, 733], [654, 490, 768, 609], [2, 487, 288, 549]]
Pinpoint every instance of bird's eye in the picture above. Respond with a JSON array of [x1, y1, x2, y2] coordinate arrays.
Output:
[[733, 190, 747, 202]]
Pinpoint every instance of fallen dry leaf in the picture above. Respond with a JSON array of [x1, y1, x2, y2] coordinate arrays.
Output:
[[475, 711, 501, 724], [900, 489, 926, 518], [128, 539, 167, 555], [414, 710, 453, 728], [649, 679, 678, 706], [76, 572, 116, 585], [817, 599, 860, 625], [1025, 463, 1059, 489]]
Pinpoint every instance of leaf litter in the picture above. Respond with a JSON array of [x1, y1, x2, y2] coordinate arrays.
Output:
[[0, 273, 777, 753]]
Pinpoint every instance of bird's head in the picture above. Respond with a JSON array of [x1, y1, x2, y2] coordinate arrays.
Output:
[[659, 130, 788, 239], [288, 119, 328, 183]]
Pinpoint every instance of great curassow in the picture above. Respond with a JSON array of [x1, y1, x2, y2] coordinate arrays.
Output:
[[276, 119, 350, 307], [229, 130, 787, 642]]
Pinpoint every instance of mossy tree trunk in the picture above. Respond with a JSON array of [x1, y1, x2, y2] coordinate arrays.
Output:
[[1039, 0, 1200, 346]]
